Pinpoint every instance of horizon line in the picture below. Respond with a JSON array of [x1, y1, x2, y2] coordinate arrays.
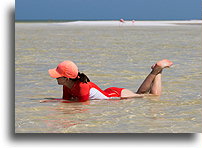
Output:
[[15, 18, 202, 22]]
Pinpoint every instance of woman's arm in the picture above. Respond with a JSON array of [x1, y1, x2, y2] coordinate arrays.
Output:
[[39, 98, 75, 103]]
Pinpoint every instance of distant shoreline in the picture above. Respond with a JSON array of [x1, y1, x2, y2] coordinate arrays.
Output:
[[15, 20, 202, 27], [15, 19, 202, 23]]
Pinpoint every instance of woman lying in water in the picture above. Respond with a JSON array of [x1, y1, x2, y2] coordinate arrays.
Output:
[[40, 59, 173, 103]]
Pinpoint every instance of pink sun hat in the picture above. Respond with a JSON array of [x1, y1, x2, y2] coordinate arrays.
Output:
[[48, 61, 79, 79]]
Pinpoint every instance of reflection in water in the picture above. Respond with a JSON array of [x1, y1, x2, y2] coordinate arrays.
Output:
[[42, 101, 90, 130], [15, 23, 202, 133], [54, 101, 90, 114]]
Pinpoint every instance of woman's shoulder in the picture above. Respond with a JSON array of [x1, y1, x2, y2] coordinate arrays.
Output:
[[76, 81, 100, 90], [72, 81, 92, 95], [75, 81, 104, 95], [77, 81, 94, 87]]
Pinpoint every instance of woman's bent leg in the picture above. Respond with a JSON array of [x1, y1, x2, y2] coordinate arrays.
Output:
[[150, 73, 162, 95], [121, 59, 173, 98], [136, 59, 173, 95], [136, 73, 157, 94], [121, 89, 143, 98]]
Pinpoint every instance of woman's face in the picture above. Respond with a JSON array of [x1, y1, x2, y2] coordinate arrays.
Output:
[[56, 77, 67, 85]]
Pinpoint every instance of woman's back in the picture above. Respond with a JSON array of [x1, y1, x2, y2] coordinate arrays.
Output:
[[63, 81, 124, 101]]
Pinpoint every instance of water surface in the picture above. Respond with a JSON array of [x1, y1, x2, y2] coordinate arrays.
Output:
[[15, 23, 202, 133]]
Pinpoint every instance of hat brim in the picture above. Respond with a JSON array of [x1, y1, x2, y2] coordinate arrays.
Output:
[[48, 68, 62, 78]]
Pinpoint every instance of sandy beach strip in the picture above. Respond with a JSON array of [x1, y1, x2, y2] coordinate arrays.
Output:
[[56, 20, 202, 27]]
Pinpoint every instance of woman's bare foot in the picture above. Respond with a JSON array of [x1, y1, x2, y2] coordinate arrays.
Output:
[[151, 59, 173, 69], [151, 59, 173, 75], [156, 59, 173, 68]]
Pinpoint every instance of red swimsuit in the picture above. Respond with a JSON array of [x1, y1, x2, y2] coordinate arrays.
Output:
[[62, 81, 124, 102]]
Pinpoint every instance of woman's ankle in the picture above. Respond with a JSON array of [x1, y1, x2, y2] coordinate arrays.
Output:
[[150, 68, 162, 75]]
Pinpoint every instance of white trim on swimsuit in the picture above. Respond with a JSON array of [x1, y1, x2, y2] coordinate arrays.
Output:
[[89, 88, 109, 100], [89, 88, 120, 100]]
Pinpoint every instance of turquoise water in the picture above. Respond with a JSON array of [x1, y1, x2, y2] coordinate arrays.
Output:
[[15, 23, 202, 133]]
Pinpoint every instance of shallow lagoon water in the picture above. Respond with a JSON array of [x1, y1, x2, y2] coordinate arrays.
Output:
[[15, 23, 202, 133]]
